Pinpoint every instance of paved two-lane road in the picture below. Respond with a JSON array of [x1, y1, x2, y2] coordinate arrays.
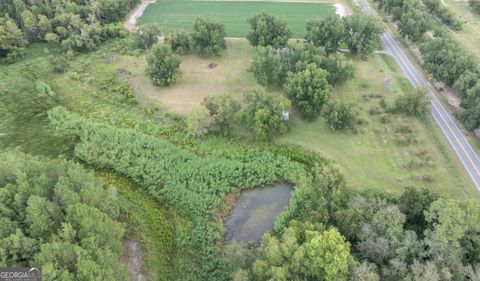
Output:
[[355, 0, 480, 191]]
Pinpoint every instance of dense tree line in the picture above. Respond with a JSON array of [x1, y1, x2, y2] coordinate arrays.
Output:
[[268, 163, 480, 281], [0, 152, 127, 280], [142, 17, 228, 87], [0, 0, 136, 62], [423, 0, 463, 30], [373, 0, 480, 132], [471, 0, 480, 14], [245, 12, 382, 58]]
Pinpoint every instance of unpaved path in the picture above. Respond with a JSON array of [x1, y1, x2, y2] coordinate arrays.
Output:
[[124, 0, 156, 31]]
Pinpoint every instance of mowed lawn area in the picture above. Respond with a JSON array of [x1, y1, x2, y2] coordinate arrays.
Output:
[[117, 39, 478, 198], [137, 1, 336, 37]]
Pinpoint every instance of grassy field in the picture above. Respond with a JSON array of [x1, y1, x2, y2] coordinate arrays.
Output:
[[118, 40, 259, 115], [444, 0, 480, 63], [118, 39, 477, 197], [278, 54, 477, 197], [137, 0, 336, 37]]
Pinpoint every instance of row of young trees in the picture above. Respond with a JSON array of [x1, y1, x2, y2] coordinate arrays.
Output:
[[246, 13, 383, 58], [471, 0, 480, 14], [0, 0, 136, 62], [374, 0, 480, 132], [423, 0, 463, 30], [132, 17, 227, 86]]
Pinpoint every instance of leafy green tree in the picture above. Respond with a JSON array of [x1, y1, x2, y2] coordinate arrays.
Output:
[[249, 45, 285, 87], [462, 81, 480, 108], [186, 105, 210, 138], [166, 30, 192, 55], [425, 198, 480, 250], [92, 0, 130, 24], [395, 86, 429, 116], [37, 15, 52, 39], [471, 0, 480, 13], [284, 63, 331, 120], [0, 16, 27, 63], [241, 89, 291, 139], [306, 228, 352, 281], [453, 70, 479, 97], [202, 94, 241, 135], [20, 10, 38, 42], [0, 152, 127, 280], [191, 17, 226, 56], [132, 23, 161, 51], [350, 261, 380, 281], [343, 14, 383, 57], [252, 221, 324, 280], [423, 0, 463, 30], [320, 52, 355, 85], [398, 0, 431, 42], [323, 100, 357, 130], [253, 222, 351, 281], [246, 12, 291, 49], [420, 37, 477, 87], [25, 196, 61, 239], [456, 104, 480, 130], [146, 44, 182, 86], [305, 15, 346, 52], [398, 187, 438, 235]]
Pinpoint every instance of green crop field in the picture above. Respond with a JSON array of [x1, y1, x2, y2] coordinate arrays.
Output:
[[137, 1, 336, 37]]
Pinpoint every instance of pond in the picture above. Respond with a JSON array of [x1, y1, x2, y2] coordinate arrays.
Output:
[[225, 183, 293, 242]]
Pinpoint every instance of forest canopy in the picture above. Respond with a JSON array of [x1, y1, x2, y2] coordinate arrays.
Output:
[[0, 0, 136, 62], [0, 152, 127, 280]]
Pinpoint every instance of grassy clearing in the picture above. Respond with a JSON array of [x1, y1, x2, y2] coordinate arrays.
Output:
[[137, 0, 336, 37], [118, 40, 267, 115], [444, 0, 480, 63], [277, 54, 477, 198]]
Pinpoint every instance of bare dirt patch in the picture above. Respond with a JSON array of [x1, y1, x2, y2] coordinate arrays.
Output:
[[119, 240, 146, 281]]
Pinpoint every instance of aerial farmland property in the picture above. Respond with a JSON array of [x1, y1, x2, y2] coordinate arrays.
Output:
[[1, 0, 480, 280]]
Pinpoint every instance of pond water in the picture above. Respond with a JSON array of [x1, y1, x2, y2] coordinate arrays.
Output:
[[225, 183, 293, 242]]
